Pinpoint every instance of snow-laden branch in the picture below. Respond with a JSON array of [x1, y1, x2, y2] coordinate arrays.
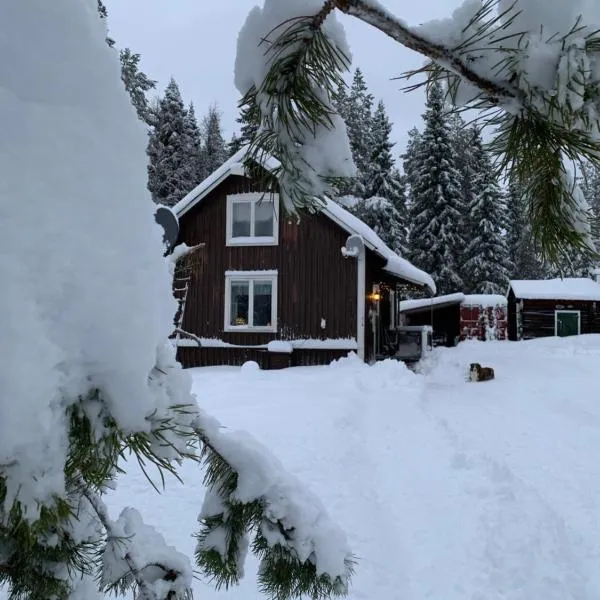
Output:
[[193, 410, 355, 598], [80, 479, 192, 600], [79, 484, 157, 600], [334, 0, 519, 104]]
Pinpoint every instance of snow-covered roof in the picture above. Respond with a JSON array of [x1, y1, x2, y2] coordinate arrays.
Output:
[[399, 293, 465, 313], [509, 278, 600, 301], [399, 293, 508, 314], [173, 146, 435, 293], [463, 294, 507, 307]]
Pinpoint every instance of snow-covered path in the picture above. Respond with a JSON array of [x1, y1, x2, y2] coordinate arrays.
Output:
[[103, 337, 600, 598]]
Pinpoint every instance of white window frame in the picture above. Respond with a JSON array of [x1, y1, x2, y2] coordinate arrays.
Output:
[[226, 193, 279, 246], [224, 270, 278, 332], [554, 309, 581, 336]]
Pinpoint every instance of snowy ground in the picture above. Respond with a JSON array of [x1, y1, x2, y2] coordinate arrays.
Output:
[[102, 335, 600, 599], [4, 335, 599, 599]]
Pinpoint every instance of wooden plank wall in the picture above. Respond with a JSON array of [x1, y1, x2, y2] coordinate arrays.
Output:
[[176, 175, 358, 356], [521, 299, 600, 339]]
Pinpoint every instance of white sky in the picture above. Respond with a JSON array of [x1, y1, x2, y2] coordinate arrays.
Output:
[[104, 0, 460, 152]]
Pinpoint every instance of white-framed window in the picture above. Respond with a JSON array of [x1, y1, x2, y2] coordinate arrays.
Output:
[[224, 270, 278, 332], [226, 193, 279, 246]]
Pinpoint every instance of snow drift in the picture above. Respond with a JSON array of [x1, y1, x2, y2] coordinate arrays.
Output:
[[0, 0, 179, 515]]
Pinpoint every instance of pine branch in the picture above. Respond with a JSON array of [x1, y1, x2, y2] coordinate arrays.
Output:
[[246, 0, 600, 262], [334, 0, 520, 104], [78, 481, 157, 600], [192, 414, 355, 600]]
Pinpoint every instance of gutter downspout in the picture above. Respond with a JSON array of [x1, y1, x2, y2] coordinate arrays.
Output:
[[342, 235, 366, 361]]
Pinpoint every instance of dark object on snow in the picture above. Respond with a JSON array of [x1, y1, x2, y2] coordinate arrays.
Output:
[[154, 205, 179, 254], [469, 362, 495, 382]]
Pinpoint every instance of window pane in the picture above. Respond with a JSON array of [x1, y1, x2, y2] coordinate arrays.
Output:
[[232, 202, 251, 237], [254, 200, 274, 237], [253, 280, 273, 327], [230, 281, 249, 326]]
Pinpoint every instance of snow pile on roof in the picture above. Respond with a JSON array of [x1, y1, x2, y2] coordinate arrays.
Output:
[[173, 146, 435, 293], [510, 278, 600, 301], [399, 293, 465, 313], [400, 293, 508, 313], [0, 0, 184, 516], [462, 294, 507, 307]]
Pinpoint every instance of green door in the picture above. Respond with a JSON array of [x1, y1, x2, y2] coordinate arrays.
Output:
[[556, 311, 580, 337]]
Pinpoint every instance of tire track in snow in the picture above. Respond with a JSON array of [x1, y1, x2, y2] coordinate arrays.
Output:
[[420, 382, 592, 599], [332, 368, 411, 600]]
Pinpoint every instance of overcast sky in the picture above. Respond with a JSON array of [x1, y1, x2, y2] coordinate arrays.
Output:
[[104, 0, 460, 152]]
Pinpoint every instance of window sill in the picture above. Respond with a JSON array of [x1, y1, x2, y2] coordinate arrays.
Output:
[[224, 325, 277, 333], [226, 236, 278, 247]]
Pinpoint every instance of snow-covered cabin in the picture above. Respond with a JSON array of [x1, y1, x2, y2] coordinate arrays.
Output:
[[169, 147, 435, 368], [507, 278, 600, 340], [398, 293, 508, 346]]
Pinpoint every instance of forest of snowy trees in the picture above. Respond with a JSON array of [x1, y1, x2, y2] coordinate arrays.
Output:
[[103, 0, 600, 296]]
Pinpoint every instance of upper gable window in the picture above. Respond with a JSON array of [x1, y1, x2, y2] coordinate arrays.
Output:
[[226, 193, 279, 246]]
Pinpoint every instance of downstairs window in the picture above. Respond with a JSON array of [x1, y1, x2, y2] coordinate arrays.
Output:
[[224, 271, 278, 332]]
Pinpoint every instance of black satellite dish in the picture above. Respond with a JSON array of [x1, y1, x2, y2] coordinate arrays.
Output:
[[154, 205, 180, 254]]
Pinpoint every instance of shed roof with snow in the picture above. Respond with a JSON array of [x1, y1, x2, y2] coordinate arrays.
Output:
[[174, 146, 435, 293], [399, 292, 507, 314], [509, 278, 600, 301]]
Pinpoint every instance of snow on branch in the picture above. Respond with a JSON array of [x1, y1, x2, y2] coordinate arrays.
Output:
[[81, 480, 192, 600], [193, 410, 355, 600], [236, 0, 600, 263], [334, 0, 519, 104]]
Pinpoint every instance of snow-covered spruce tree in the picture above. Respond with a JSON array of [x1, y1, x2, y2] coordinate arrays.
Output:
[[147, 79, 198, 206], [367, 101, 405, 206], [236, 0, 600, 265], [0, 4, 355, 598], [449, 114, 479, 271], [184, 102, 205, 186], [581, 161, 600, 251], [120, 48, 157, 125], [345, 69, 375, 197], [228, 99, 260, 156], [404, 81, 465, 294], [98, 2, 155, 123], [462, 129, 512, 294], [350, 196, 406, 255], [200, 105, 228, 180], [505, 181, 547, 279]]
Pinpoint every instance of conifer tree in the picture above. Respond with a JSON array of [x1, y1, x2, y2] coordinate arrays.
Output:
[[462, 130, 512, 294], [147, 78, 196, 206], [200, 105, 228, 179], [343, 69, 375, 197], [581, 162, 600, 251], [119, 48, 156, 125], [367, 102, 401, 199], [184, 102, 205, 186], [352, 196, 406, 255], [228, 99, 261, 156], [404, 82, 465, 294], [449, 114, 478, 257], [506, 182, 545, 279]]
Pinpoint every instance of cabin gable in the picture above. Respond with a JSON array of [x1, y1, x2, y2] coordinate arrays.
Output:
[[176, 173, 358, 365]]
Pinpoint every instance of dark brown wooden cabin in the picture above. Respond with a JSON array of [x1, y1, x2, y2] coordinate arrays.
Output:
[[170, 148, 435, 369], [507, 278, 600, 341]]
